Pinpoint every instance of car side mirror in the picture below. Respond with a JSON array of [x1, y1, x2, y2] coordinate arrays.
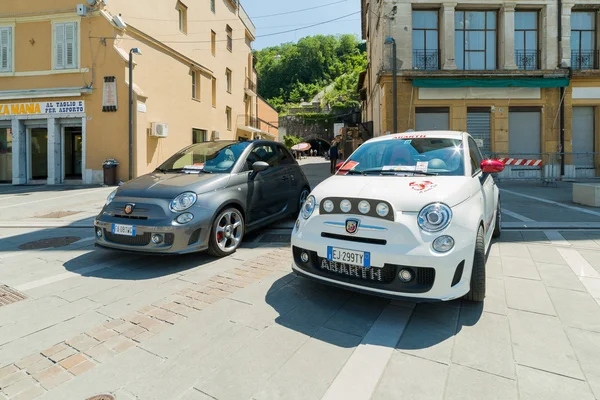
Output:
[[250, 161, 269, 178], [480, 159, 505, 174]]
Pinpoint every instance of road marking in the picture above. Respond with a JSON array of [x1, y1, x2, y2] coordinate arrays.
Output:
[[0, 188, 107, 210], [543, 230, 571, 247], [321, 304, 413, 400], [557, 247, 600, 279], [500, 188, 600, 218], [502, 208, 535, 222]]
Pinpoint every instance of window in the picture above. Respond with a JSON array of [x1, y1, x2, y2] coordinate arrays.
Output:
[[412, 10, 439, 70], [515, 11, 539, 70], [210, 0, 215, 13], [0, 27, 12, 73], [572, 11, 597, 69], [277, 144, 295, 165], [54, 22, 78, 70], [225, 68, 232, 93], [177, 2, 188, 33], [159, 141, 251, 174], [226, 107, 232, 130], [226, 25, 233, 52], [455, 11, 497, 70], [191, 70, 200, 99], [245, 144, 281, 170], [468, 137, 483, 174], [211, 30, 216, 56], [212, 77, 217, 107], [192, 129, 207, 143]]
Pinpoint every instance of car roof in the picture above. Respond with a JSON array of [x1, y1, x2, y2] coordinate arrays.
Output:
[[369, 130, 465, 143]]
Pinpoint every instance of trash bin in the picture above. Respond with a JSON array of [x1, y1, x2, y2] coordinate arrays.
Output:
[[102, 159, 119, 186]]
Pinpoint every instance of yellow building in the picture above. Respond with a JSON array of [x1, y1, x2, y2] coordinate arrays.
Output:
[[0, 0, 272, 185], [360, 0, 600, 178]]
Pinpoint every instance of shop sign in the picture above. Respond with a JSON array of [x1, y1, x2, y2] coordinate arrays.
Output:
[[102, 76, 118, 112], [0, 101, 85, 116]]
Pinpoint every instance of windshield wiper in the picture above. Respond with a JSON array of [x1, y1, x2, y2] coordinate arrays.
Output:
[[346, 169, 397, 176], [411, 171, 439, 176]]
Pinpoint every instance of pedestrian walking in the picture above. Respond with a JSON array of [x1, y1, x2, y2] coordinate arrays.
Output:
[[329, 144, 339, 174]]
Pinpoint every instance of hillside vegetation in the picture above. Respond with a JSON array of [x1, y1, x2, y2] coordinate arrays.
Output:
[[254, 34, 367, 113]]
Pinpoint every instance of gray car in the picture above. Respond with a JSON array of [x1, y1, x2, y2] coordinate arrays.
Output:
[[94, 140, 311, 256]]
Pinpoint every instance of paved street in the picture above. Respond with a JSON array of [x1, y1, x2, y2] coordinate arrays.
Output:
[[1, 161, 600, 400]]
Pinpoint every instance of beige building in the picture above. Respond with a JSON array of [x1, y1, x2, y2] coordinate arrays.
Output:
[[0, 0, 272, 185], [360, 0, 600, 177]]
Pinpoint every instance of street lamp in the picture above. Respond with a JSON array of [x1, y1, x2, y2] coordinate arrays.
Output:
[[128, 47, 142, 180], [384, 37, 397, 134]]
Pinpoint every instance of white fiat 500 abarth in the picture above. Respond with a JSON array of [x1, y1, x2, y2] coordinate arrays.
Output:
[[291, 131, 505, 302]]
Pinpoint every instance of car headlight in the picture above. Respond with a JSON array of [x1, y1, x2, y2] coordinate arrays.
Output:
[[376, 203, 389, 217], [170, 192, 198, 212], [418, 203, 452, 232], [106, 190, 117, 205], [322, 200, 334, 213], [358, 200, 370, 214], [340, 199, 352, 213], [301, 195, 316, 219]]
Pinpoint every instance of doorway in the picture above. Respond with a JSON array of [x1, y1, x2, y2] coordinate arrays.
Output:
[[29, 127, 48, 180], [64, 127, 83, 179], [0, 127, 11, 183]]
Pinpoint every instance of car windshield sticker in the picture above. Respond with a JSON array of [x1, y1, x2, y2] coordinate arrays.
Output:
[[409, 180, 437, 193], [338, 161, 359, 175], [182, 164, 204, 174], [395, 134, 426, 139], [382, 165, 416, 172], [416, 161, 428, 172]]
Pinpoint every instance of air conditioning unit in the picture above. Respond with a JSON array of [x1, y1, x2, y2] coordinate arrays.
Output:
[[150, 123, 168, 138], [212, 130, 220, 140], [76, 4, 88, 16]]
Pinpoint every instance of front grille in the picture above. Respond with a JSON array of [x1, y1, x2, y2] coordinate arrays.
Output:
[[321, 232, 387, 245], [164, 233, 175, 246], [113, 214, 149, 220], [104, 229, 151, 246], [317, 257, 395, 283], [417, 267, 436, 285]]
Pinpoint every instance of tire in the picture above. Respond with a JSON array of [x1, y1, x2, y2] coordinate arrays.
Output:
[[295, 187, 310, 215], [465, 226, 486, 302], [492, 200, 502, 239], [207, 207, 245, 257]]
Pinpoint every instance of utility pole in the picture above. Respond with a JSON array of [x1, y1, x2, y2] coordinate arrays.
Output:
[[128, 48, 142, 181]]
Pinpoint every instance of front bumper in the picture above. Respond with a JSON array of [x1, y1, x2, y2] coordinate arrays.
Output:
[[291, 212, 477, 301], [94, 198, 215, 254]]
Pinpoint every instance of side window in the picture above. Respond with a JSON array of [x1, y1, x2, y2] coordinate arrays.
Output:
[[277, 145, 295, 165], [468, 137, 483, 174], [244, 144, 280, 170]]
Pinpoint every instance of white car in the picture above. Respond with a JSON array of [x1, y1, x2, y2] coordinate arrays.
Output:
[[291, 131, 505, 302]]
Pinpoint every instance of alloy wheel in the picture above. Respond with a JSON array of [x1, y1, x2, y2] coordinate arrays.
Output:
[[215, 210, 243, 252]]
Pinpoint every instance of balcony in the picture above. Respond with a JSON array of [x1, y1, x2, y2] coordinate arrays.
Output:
[[245, 77, 257, 96], [572, 50, 599, 70], [412, 50, 440, 70], [239, 3, 256, 39], [237, 114, 277, 140], [515, 50, 540, 70]]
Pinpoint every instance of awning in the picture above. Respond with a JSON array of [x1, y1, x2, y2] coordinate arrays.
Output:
[[412, 78, 570, 89]]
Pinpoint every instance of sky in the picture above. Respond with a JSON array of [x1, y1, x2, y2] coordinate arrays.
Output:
[[242, 0, 362, 50]]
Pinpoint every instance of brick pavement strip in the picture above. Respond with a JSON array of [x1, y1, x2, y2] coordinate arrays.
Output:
[[0, 248, 288, 399]]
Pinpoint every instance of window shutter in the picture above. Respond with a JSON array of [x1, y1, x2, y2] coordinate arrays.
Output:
[[54, 23, 65, 69], [65, 22, 77, 69], [0, 28, 11, 72]]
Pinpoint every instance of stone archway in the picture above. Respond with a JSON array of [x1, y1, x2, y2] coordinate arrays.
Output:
[[304, 136, 331, 157]]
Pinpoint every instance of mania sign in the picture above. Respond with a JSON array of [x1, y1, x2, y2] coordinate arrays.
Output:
[[0, 101, 86, 116]]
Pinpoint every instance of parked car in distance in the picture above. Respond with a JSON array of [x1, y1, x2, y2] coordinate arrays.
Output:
[[291, 130, 505, 302], [95, 140, 311, 257]]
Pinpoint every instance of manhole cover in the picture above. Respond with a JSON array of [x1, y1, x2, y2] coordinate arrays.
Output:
[[37, 211, 81, 218], [19, 236, 80, 250], [259, 234, 291, 243], [0, 285, 27, 307]]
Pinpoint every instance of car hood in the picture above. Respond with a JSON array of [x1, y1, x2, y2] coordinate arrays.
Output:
[[115, 172, 231, 199], [311, 175, 473, 212]]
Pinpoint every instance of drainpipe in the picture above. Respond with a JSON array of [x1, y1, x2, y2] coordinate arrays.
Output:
[[385, 37, 397, 133], [558, 0, 565, 176]]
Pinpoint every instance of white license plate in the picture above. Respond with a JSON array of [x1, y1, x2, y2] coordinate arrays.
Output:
[[327, 247, 370, 268], [111, 224, 136, 236]]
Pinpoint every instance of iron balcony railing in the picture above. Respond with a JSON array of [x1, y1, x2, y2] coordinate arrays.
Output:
[[237, 114, 259, 128], [246, 77, 257, 93], [571, 50, 599, 70], [412, 49, 440, 70], [515, 50, 540, 70]]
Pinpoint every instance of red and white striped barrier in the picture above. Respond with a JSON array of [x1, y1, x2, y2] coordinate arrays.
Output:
[[497, 158, 543, 167]]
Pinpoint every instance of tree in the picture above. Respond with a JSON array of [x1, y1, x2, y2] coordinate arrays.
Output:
[[283, 135, 303, 149]]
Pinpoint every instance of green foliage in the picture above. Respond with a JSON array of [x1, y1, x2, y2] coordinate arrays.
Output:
[[254, 34, 366, 113], [283, 135, 303, 149]]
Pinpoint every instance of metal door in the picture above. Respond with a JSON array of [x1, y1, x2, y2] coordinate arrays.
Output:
[[415, 108, 449, 131], [572, 106, 594, 167], [508, 111, 541, 154], [467, 110, 491, 153]]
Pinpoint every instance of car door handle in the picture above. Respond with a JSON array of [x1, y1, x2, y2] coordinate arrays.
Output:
[[282, 176, 289, 181]]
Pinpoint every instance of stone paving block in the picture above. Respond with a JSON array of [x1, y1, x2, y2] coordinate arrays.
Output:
[[476, 278, 507, 316], [558, 248, 600, 278], [498, 242, 531, 258], [0, 369, 27, 390], [567, 328, 600, 399], [397, 303, 459, 364], [2, 376, 38, 398], [486, 256, 503, 279], [86, 327, 118, 342], [252, 327, 361, 400], [121, 325, 147, 339], [547, 287, 600, 332], [10, 385, 44, 400], [131, 330, 155, 343], [504, 277, 555, 315], [176, 388, 216, 400], [452, 306, 515, 379], [578, 249, 600, 272], [146, 308, 185, 325], [489, 243, 500, 257], [508, 309, 583, 379], [0, 297, 67, 330], [444, 364, 517, 400], [106, 319, 131, 333], [194, 324, 309, 400], [24, 358, 54, 375], [372, 351, 447, 400], [323, 294, 388, 337], [65, 334, 99, 353], [0, 364, 18, 380], [526, 244, 568, 265], [47, 347, 77, 363], [68, 360, 95, 376], [84, 344, 117, 364], [40, 344, 67, 359], [517, 365, 594, 400], [501, 257, 541, 280], [580, 276, 600, 299], [227, 271, 295, 306], [520, 231, 550, 244], [14, 353, 44, 370], [58, 353, 87, 370], [536, 262, 587, 291]]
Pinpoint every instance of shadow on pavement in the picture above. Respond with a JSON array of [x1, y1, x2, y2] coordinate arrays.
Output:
[[0, 184, 102, 196]]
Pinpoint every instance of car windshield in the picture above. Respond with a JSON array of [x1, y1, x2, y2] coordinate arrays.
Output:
[[341, 137, 465, 176], [157, 141, 251, 174]]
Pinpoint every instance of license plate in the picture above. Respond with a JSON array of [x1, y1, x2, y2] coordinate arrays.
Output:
[[111, 224, 136, 236], [327, 247, 370, 268]]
